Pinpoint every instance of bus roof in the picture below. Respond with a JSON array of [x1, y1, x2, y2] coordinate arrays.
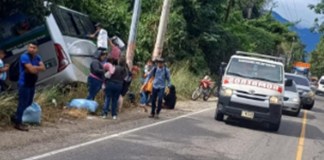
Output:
[[55, 5, 90, 17]]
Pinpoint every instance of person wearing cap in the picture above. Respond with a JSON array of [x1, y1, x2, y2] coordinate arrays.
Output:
[[88, 23, 108, 54], [143, 58, 171, 118], [86, 51, 106, 100]]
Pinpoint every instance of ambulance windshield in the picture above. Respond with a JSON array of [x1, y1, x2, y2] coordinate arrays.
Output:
[[226, 58, 283, 83]]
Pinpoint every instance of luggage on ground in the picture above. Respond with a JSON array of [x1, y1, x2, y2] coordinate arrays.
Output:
[[22, 103, 42, 124], [163, 85, 177, 109], [68, 99, 99, 113]]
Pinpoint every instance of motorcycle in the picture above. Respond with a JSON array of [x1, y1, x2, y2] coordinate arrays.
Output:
[[191, 79, 215, 101]]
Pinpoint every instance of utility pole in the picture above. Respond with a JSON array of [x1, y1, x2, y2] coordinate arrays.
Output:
[[224, 0, 234, 22], [247, 0, 257, 19], [126, 0, 141, 69], [152, 0, 171, 60]]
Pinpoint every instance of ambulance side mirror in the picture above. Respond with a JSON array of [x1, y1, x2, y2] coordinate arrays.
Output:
[[221, 62, 227, 75], [285, 79, 293, 87]]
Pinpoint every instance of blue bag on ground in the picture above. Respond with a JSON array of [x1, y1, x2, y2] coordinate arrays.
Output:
[[22, 103, 42, 124], [68, 99, 98, 113]]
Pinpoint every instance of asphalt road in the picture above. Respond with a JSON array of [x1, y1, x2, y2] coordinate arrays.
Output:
[[25, 96, 324, 160]]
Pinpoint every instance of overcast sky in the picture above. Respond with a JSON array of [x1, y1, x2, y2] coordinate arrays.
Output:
[[272, 0, 321, 28]]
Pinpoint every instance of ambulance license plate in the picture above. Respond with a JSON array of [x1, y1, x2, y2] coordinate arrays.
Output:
[[241, 111, 254, 119]]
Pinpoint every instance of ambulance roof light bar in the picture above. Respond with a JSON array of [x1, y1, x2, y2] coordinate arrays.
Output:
[[235, 51, 286, 63]]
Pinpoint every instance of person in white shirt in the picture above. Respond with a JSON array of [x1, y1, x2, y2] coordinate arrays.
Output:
[[89, 23, 108, 56]]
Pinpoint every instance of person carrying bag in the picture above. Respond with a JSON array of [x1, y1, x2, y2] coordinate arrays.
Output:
[[142, 58, 171, 119]]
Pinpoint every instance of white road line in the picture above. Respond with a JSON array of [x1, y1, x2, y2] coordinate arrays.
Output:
[[23, 107, 214, 160]]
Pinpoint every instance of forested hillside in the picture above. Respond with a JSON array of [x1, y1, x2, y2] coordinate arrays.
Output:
[[0, 0, 305, 75], [309, 1, 324, 77]]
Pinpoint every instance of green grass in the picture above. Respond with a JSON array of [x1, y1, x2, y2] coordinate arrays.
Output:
[[0, 94, 18, 127], [169, 61, 200, 100], [0, 83, 97, 127]]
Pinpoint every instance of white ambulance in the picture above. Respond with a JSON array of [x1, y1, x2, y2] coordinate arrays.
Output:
[[215, 51, 292, 131]]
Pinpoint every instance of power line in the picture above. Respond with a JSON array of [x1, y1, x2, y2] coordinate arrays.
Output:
[[283, 1, 294, 22], [281, 1, 292, 21], [292, 0, 300, 22]]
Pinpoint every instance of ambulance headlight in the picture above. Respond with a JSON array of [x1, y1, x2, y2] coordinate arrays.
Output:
[[221, 88, 233, 97], [269, 96, 282, 104]]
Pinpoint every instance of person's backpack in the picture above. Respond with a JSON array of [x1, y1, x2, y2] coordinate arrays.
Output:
[[152, 67, 169, 80], [8, 57, 20, 82], [124, 68, 132, 83], [121, 67, 133, 96]]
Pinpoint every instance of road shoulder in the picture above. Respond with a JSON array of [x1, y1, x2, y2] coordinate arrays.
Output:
[[0, 99, 215, 160]]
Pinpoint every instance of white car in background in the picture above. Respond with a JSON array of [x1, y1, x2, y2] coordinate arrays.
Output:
[[283, 80, 301, 117], [316, 76, 324, 96], [285, 73, 315, 110]]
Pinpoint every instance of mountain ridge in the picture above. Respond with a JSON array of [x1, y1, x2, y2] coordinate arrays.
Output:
[[272, 12, 320, 55]]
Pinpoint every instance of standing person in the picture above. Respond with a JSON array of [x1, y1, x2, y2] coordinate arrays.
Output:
[[102, 57, 127, 120], [0, 50, 9, 92], [102, 55, 117, 114], [143, 58, 171, 119], [118, 65, 131, 113], [109, 38, 121, 61], [110, 43, 121, 61], [103, 55, 117, 80], [15, 42, 46, 131], [86, 52, 106, 100], [143, 59, 154, 82], [140, 59, 153, 110], [118, 64, 140, 113], [88, 23, 108, 56]]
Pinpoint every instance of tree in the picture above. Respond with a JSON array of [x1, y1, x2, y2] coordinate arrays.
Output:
[[309, 1, 324, 33], [1, 0, 304, 76], [310, 38, 324, 77], [0, 0, 54, 20], [309, 0, 324, 77]]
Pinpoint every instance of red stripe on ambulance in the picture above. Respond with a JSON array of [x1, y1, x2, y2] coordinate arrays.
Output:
[[224, 76, 282, 93]]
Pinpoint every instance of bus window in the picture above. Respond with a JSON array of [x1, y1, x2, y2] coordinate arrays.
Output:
[[73, 15, 87, 36], [72, 14, 95, 36], [0, 12, 44, 55], [80, 15, 95, 34], [61, 11, 78, 36], [51, 6, 69, 36], [51, 6, 95, 38], [51, 6, 78, 36]]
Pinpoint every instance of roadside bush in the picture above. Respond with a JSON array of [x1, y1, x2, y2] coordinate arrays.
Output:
[[169, 61, 200, 100], [0, 94, 17, 127]]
